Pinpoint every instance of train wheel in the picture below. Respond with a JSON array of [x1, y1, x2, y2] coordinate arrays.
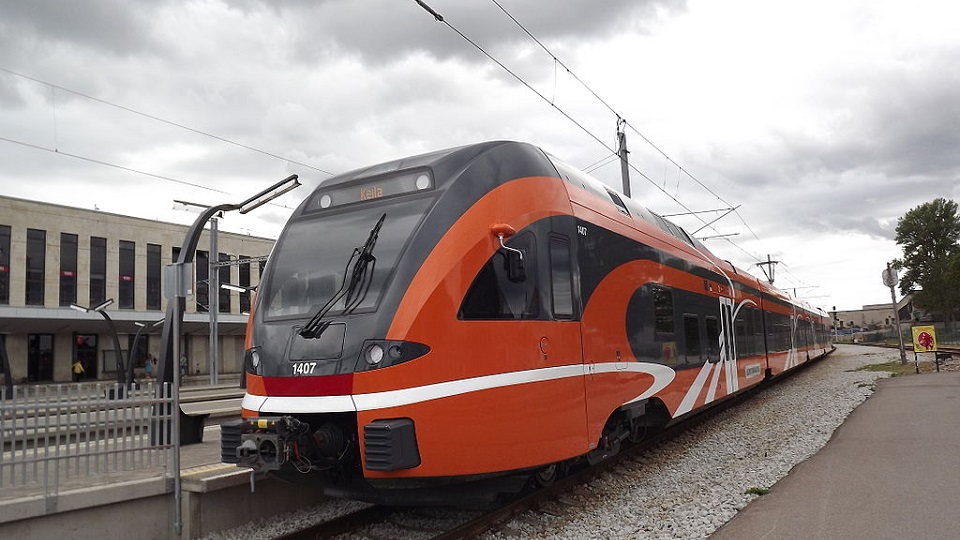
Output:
[[533, 462, 564, 487]]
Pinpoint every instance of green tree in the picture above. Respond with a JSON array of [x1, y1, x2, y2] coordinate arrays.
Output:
[[893, 198, 960, 320]]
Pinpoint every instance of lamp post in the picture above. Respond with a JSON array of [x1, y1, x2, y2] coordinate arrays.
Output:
[[70, 299, 126, 387], [157, 175, 299, 536], [128, 319, 164, 387], [159, 175, 299, 388]]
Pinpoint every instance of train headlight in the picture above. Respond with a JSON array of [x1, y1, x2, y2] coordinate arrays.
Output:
[[415, 174, 431, 190], [365, 344, 385, 365], [251, 350, 261, 368]]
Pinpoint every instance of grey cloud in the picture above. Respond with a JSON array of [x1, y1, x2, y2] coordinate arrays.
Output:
[[0, 0, 168, 57], [245, 0, 684, 66]]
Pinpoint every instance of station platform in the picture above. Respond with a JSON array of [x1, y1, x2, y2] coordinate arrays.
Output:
[[712, 370, 960, 540]]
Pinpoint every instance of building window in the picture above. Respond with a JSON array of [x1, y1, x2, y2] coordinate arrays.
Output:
[[239, 254, 251, 313], [147, 243, 161, 310], [25, 228, 46, 306], [28, 333, 54, 382], [60, 232, 78, 307], [218, 253, 231, 313], [0, 224, 10, 305], [90, 236, 107, 306], [127, 334, 149, 369], [119, 240, 135, 309], [196, 250, 209, 312]]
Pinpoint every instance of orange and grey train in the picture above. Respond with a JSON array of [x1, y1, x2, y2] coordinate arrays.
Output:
[[222, 140, 833, 504]]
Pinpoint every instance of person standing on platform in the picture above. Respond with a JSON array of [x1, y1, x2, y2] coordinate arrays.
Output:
[[144, 353, 154, 378], [72, 358, 85, 382], [180, 353, 188, 377]]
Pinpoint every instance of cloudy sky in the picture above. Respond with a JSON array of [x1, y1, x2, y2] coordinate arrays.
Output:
[[1, 0, 958, 312]]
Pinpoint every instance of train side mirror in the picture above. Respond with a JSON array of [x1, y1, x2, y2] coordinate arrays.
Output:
[[491, 223, 526, 282], [505, 249, 526, 282]]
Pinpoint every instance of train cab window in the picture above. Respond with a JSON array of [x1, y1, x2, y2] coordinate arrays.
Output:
[[549, 236, 574, 319], [460, 232, 540, 320], [705, 316, 720, 362], [683, 314, 702, 363]]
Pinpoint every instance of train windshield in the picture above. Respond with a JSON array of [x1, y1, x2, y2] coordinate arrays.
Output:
[[261, 197, 432, 320]]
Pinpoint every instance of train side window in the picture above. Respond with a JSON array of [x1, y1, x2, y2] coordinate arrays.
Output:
[[459, 232, 540, 320], [705, 316, 720, 362], [652, 286, 674, 335], [549, 236, 574, 319], [683, 314, 701, 363]]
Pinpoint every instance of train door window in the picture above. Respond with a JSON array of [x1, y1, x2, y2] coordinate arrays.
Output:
[[460, 232, 540, 320], [735, 311, 748, 358], [549, 235, 574, 319], [652, 286, 674, 335], [683, 314, 701, 363], [705, 316, 720, 362]]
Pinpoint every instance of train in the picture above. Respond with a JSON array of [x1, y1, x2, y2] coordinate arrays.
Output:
[[221, 140, 833, 505]]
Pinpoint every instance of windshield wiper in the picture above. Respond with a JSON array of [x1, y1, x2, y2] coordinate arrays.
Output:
[[299, 213, 386, 339]]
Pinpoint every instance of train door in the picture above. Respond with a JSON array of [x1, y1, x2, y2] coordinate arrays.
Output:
[[543, 230, 588, 456]]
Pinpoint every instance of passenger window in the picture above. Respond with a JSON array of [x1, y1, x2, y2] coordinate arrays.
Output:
[[652, 286, 674, 335], [549, 236, 574, 319], [705, 316, 720, 362], [459, 233, 540, 320], [683, 314, 701, 363]]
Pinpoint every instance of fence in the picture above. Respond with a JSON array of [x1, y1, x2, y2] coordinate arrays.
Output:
[[835, 321, 960, 346], [0, 381, 176, 507]]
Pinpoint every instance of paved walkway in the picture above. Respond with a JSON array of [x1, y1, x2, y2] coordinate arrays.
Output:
[[711, 370, 960, 540]]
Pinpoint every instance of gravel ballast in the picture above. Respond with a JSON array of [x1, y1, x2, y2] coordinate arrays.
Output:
[[482, 344, 895, 539]]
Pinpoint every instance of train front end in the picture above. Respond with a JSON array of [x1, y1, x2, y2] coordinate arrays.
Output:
[[221, 162, 440, 487], [220, 142, 570, 504]]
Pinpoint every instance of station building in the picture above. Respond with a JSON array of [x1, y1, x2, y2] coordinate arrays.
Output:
[[833, 295, 916, 332], [0, 195, 275, 384]]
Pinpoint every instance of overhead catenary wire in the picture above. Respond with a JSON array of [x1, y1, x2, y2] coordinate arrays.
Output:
[[0, 136, 232, 196], [422, 1, 817, 293], [0, 67, 336, 177], [488, 0, 764, 247], [412, 0, 773, 266], [411, 1, 721, 232]]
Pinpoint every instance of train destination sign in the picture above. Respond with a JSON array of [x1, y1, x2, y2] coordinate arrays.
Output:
[[312, 169, 434, 211]]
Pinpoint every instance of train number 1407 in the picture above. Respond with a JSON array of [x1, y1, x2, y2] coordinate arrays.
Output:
[[292, 362, 317, 376]]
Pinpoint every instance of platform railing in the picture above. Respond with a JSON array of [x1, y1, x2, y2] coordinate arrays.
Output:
[[0, 381, 175, 504]]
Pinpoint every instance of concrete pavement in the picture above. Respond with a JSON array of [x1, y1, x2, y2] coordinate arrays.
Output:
[[711, 370, 960, 540]]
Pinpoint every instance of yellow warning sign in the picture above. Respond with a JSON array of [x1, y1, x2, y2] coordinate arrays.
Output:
[[911, 325, 938, 352]]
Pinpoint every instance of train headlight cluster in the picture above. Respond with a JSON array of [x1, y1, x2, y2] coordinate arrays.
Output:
[[245, 347, 263, 375], [357, 340, 431, 370]]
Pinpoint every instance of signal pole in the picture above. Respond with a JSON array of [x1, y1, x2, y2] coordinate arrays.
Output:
[[883, 262, 908, 364], [617, 117, 631, 198]]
